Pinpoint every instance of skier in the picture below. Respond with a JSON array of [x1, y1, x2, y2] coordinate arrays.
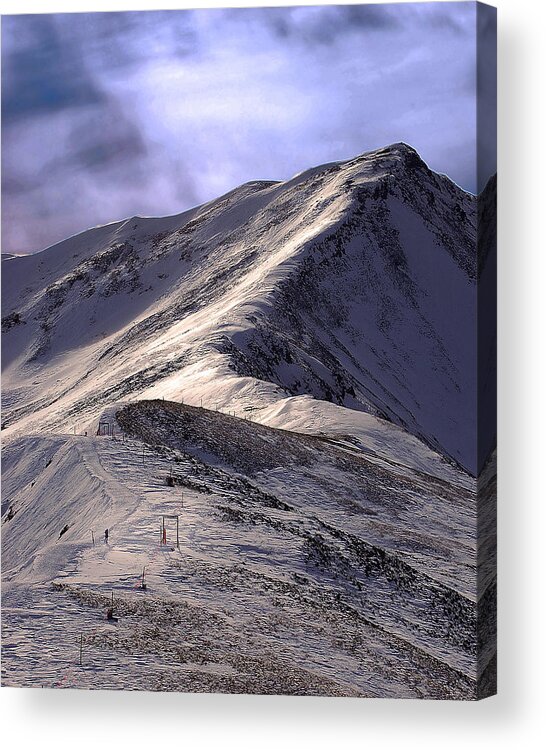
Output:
[[104, 528, 109, 544]]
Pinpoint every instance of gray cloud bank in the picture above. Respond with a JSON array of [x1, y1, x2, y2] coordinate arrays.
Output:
[[2, 3, 495, 254]]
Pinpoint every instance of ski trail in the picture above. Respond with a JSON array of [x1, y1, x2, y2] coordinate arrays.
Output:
[[67, 435, 190, 598], [2, 430, 479, 697], [2, 434, 199, 689]]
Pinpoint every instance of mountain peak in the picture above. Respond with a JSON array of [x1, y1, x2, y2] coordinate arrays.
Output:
[[1, 144, 479, 473], [348, 141, 427, 175], [372, 141, 419, 156]]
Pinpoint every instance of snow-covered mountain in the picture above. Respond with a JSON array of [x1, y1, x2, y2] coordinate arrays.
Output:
[[1, 144, 496, 697], [2, 143, 481, 474]]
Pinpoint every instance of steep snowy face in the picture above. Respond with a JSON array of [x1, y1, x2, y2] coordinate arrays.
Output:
[[1, 143, 478, 473], [228, 147, 479, 472]]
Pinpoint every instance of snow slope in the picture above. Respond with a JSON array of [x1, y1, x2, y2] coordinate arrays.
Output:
[[2, 143, 480, 473], [2, 403, 482, 697], [1, 144, 494, 696]]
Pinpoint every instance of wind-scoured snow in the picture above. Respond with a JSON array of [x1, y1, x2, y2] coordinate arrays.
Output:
[[3, 403, 479, 697], [2, 143, 478, 473], [1, 144, 493, 697]]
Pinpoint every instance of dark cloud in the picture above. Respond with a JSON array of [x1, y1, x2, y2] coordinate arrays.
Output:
[[230, 5, 400, 46], [477, 3, 497, 191], [65, 105, 147, 173], [342, 5, 401, 31], [1, 15, 104, 122], [1, 174, 33, 197], [1, 4, 493, 255]]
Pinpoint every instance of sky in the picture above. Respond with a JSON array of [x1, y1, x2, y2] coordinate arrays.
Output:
[[1, 3, 496, 255]]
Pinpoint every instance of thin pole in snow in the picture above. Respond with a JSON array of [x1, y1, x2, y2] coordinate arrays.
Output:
[[79, 634, 83, 666], [91, 530, 95, 546], [111, 590, 114, 607]]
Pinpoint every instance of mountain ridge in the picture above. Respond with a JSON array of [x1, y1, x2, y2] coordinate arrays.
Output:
[[2, 143, 495, 697], [2, 143, 487, 474]]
